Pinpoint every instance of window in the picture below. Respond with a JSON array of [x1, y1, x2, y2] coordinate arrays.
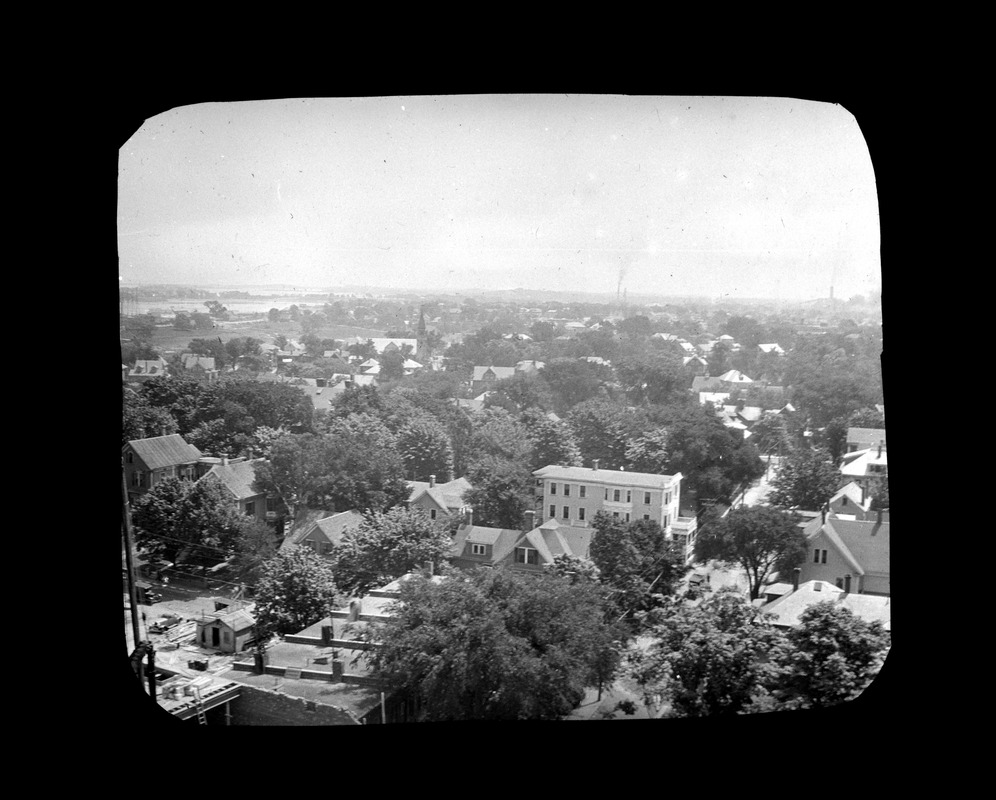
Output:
[[841, 496, 848, 507], [821, 549, 828, 564], [613, 489, 621, 502], [626, 490, 632, 503], [813, 549, 820, 563], [126, 452, 134, 464], [605, 488, 610, 500], [579, 485, 586, 498], [578, 507, 586, 521], [430, 509, 437, 520], [613, 512, 619, 519], [563, 506, 570, 520], [644, 492, 651, 504], [625, 513, 630, 522], [471, 544, 487, 556], [245, 502, 256, 516], [515, 547, 539, 565], [643, 514, 650, 521], [550, 483, 557, 495], [814, 548, 828, 564], [549, 505, 556, 519], [563, 484, 570, 497], [664, 515, 669, 528], [266, 497, 277, 512]]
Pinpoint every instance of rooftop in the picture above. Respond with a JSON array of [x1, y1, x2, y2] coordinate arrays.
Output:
[[534, 465, 682, 490], [125, 434, 202, 470]]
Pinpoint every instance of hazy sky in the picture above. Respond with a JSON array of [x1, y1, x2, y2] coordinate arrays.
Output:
[[117, 95, 880, 301]]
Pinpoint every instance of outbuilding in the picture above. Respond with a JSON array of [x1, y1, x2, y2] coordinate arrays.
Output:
[[196, 607, 257, 653]]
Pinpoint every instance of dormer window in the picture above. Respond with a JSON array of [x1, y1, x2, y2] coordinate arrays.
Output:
[[514, 547, 538, 565], [471, 544, 486, 556]]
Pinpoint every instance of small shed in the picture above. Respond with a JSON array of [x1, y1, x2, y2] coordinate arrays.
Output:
[[196, 607, 256, 653]]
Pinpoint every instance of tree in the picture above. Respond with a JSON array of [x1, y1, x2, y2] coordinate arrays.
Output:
[[520, 408, 583, 472], [327, 506, 454, 596], [628, 589, 786, 717], [566, 399, 633, 469], [364, 568, 622, 721], [395, 414, 454, 482], [774, 601, 891, 709], [624, 428, 671, 475], [541, 359, 609, 412], [130, 476, 191, 562], [693, 505, 808, 600], [380, 349, 405, 382], [589, 512, 689, 622], [768, 446, 840, 511], [462, 456, 535, 530], [613, 350, 687, 406], [122, 389, 178, 446], [253, 547, 339, 636], [468, 407, 534, 464], [228, 519, 279, 587]]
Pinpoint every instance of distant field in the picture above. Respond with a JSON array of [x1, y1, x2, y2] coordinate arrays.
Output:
[[146, 319, 387, 353]]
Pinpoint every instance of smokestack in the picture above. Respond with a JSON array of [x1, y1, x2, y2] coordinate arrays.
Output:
[[843, 575, 851, 593], [429, 474, 436, 488], [592, 459, 599, 471], [523, 510, 536, 532], [792, 568, 800, 591]]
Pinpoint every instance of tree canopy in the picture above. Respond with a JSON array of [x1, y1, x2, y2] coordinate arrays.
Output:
[[253, 546, 339, 637], [693, 505, 808, 599], [364, 568, 624, 721], [768, 446, 840, 511]]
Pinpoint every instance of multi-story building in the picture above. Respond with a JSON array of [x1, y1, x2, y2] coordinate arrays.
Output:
[[122, 434, 203, 502], [532, 462, 683, 534]]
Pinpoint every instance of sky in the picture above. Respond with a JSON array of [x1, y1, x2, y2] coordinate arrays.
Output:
[[117, 95, 881, 301]]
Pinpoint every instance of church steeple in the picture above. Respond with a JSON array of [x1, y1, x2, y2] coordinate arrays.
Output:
[[416, 305, 429, 364]]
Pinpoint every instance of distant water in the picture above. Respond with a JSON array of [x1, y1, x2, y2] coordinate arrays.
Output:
[[126, 298, 323, 316]]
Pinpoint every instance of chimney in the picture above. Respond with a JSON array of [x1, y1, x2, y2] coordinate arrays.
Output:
[[348, 599, 361, 622], [592, 459, 600, 471], [423, 560, 434, 577], [877, 440, 883, 458], [843, 574, 851, 593], [429, 474, 436, 488], [821, 507, 826, 524], [523, 509, 536, 532], [814, 581, 822, 592], [220, 453, 229, 466], [792, 567, 800, 591], [465, 509, 473, 528], [161, 425, 168, 437], [331, 659, 343, 680]]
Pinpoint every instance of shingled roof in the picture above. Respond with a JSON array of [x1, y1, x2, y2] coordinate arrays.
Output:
[[533, 464, 681, 490], [125, 435, 202, 470], [199, 459, 265, 500]]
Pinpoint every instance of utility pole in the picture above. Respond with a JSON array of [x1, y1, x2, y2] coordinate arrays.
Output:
[[122, 435, 144, 676]]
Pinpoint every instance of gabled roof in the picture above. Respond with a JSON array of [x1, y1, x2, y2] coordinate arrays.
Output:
[[451, 524, 521, 559], [129, 359, 168, 376], [718, 369, 753, 383], [472, 365, 516, 382], [691, 376, 726, 393], [199, 607, 257, 632], [408, 477, 472, 511], [829, 481, 871, 513], [125, 435, 202, 470], [847, 427, 887, 449], [758, 343, 785, 354], [738, 406, 763, 423], [803, 514, 890, 577], [283, 509, 365, 549], [199, 459, 265, 500], [840, 447, 887, 478], [182, 355, 216, 370], [762, 580, 890, 629]]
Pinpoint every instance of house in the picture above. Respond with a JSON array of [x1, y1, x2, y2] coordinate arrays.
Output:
[[197, 457, 286, 535], [683, 356, 709, 375], [840, 443, 887, 490], [847, 427, 887, 453], [281, 509, 365, 556], [796, 511, 890, 596], [532, 462, 684, 536], [761, 578, 891, 630], [195, 606, 257, 653], [757, 343, 786, 356], [827, 481, 875, 520], [181, 355, 219, 379], [123, 434, 203, 501], [449, 518, 525, 571], [407, 475, 473, 522], [718, 369, 754, 386], [126, 358, 169, 383], [471, 365, 516, 394], [499, 518, 595, 574]]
